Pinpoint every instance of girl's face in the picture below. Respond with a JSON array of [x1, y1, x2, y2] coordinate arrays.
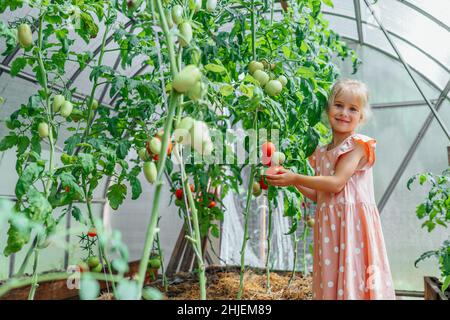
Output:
[[327, 89, 363, 134]]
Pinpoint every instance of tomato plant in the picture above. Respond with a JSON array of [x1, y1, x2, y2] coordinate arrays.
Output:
[[0, 0, 358, 300]]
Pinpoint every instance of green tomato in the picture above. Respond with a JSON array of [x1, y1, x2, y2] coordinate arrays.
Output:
[[52, 94, 65, 113], [307, 218, 315, 228], [91, 263, 103, 273], [172, 65, 202, 93], [149, 137, 162, 155], [18, 23, 32, 48], [278, 75, 288, 87], [187, 81, 205, 101], [143, 161, 157, 183], [189, 0, 201, 12], [60, 100, 73, 118], [148, 258, 161, 269], [264, 80, 283, 96], [87, 256, 100, 268], [206, 0, 217, 12], [38, 122, 49, 139], [138, 147, 149, 161], [172, 5, 184, 25], [178, 21, 193, 48], [253, 70, 270, 86], [248, 61, 264, 75], [271, 151, 286, 165], [176, 116, 195, 131], [252, 181, 261, 196]]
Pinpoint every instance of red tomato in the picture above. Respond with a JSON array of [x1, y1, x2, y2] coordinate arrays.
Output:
[[87, 227, 97, 237], [190, 184, 195, 192], [153, 154, 159, 161], [175, 188, 183, 200], [261, 141, 276, 157], [265, 165, 284, 176], [259, 176, 269, 190], [65, 186, 70, 193], [261, 154, 272, 166], [208, 201, 216, 208], [167, 141, 173, 156]]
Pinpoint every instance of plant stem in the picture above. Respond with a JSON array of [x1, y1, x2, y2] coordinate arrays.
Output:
[[27, 247, 40, 300], [288, 222, 299, 287], [303, 224, 309, 276], [265, 195, 273, 293], [136, 0, 181, 298], [84, 189, 117, 295], [237, 2, 258, 296], [251, 0, 257, 59], [177, 144, 207, 300], [155, 230, 168, 292], [83, 5, 113, 139]]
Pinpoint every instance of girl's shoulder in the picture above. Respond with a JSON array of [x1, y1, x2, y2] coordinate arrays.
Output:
[[336, 133, 377, 170]]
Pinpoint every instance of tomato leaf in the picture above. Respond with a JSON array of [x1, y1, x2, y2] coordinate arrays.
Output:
[[128, 175, 142, 200], [15, 163, 44, 199], [11, 57, 27, 76], [205, 63, 227, 74], [107, 183, 127, 210]]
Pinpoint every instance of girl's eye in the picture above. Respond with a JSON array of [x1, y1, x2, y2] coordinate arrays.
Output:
[[350, 108, 359, 113]]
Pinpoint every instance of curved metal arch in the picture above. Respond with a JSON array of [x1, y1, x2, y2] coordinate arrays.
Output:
[[322, 11, 450, 73]]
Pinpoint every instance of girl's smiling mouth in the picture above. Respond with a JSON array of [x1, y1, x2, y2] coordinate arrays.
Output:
[[335, 118, 350, 123]]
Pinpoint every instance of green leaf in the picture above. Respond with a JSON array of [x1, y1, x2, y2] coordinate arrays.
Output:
[[322, 0, 334, 8], [219, 84, 234, 96], [3, 221, 31, 256], [59, 172, 85, 200], [79, 276, 100, 300], [0, 134, 18, 151], [15, 163, 44, 199], [297, 66, 316, 79], [115, 279, 140, 300], [26, 187, 52, 222], [205, 63, 226, 73], [11, 57, 27, 76], [419, 174, 427, 185], [129, 175, 142, 200], [78, 153, 95, 175], [71, 206, 85, 224], [107, 184, 127, 210]]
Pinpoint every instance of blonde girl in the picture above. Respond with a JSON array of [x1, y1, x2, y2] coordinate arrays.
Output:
[[266, 79, 396, 300]]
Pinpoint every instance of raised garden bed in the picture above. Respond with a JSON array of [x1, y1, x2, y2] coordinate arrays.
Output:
[[424, 276, 449, 300]]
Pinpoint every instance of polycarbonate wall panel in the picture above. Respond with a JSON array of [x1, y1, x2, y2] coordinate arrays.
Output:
[[404, 0, 450, 29], [323, 0, 355, 17], [360, 0, 450, 66], [362, 25, 449, 92], [380, 101, 450, 291], [323, 14, 358, 40]]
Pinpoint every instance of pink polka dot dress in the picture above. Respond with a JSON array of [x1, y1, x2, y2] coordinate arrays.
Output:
[[308, 133, 396, 300]]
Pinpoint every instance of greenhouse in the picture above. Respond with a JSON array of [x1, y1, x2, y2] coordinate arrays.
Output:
[[0, 0, 448, 301]]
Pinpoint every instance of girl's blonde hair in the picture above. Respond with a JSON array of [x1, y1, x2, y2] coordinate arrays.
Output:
[[327, 78, 372, 125]]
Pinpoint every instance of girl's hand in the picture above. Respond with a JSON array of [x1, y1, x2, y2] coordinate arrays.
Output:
[[265, 168, 298, 187]]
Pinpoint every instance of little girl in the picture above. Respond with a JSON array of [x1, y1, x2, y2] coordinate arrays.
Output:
[[266, 79, 396, 300]]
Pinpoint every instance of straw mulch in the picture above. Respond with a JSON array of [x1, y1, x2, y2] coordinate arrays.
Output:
[[154, 266, 313, 300], [97, 266, 313, 300]]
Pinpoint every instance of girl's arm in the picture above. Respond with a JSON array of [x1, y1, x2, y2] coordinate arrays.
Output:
[[266, 144, 366, 193], [295, 185, 317, 202]]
